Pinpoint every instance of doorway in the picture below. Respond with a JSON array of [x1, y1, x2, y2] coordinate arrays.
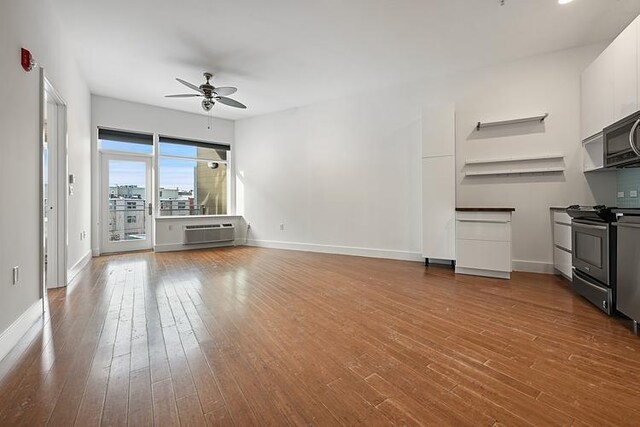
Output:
[[101, 153, 153, 253], [41, 71, 68, 292]]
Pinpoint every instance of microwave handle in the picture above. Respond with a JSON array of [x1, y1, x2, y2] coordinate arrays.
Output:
[[629, 118, 640, 156]]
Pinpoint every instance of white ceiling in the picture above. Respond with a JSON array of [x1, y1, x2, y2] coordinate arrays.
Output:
[[52, 0, 640, 120]]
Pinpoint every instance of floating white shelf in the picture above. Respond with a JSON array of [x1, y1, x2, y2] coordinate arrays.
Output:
[[465, 166, 565, 177], [476, 113, 549, 131], [465, 154, 564, 166]]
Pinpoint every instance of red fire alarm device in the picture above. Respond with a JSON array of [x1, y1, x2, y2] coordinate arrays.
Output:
[[21, 48, 34, 72]]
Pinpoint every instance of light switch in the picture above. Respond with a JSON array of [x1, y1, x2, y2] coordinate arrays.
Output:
[[631, 190, 638, 198], [618, 191, 625, 198]]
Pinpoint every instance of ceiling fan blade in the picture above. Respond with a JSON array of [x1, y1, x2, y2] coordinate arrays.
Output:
[[216, 96, 247, 109], [165, 94, 202, 98], [213, 87, 237, 96], [176, 78, 203, 93]]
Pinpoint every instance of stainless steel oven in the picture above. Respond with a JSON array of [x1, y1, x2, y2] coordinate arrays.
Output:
[[567, 206, 617, 315], [604, 111, 640, 168], [572, 219, 611, 285]]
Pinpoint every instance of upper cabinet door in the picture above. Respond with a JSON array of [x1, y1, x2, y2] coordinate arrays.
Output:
[[612, 18, 639, 122], [422, 104, 455, 158], [581, 49, 614, 140]]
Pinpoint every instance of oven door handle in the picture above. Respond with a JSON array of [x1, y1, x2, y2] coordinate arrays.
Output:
[[629, 118, 640, 156], [571, 220, 607, 230]]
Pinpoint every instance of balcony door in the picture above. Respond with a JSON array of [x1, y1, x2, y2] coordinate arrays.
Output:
[[101, 153, 153, 253]]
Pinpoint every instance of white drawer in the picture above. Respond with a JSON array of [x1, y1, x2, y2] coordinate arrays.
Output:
[[553, 211, 571, 225], [554, 246, 572, 278], [456, 239, 512, 272], [456, 220, 511, 242], [456, 211, 512, 223], [553, 223, 572, 251]]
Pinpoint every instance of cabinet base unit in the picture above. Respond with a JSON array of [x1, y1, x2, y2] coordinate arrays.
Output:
[[454, 209, 514, 280]]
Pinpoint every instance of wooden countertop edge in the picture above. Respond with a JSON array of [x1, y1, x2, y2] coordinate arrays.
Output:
[[455, 207, 515, 212]]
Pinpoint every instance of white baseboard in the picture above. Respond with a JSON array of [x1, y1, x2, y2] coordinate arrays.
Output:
[[455, 266, 510, 280], [0, 299, 43, 363], [92, 248, 100, 257], [68, 250, 92, 285], [512, 260, 555, 274], [154, 241, 238, 253], [246, 239, 423, 262]]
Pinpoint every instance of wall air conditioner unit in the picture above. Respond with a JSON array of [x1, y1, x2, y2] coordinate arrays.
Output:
[[183, 223, 235, 245]]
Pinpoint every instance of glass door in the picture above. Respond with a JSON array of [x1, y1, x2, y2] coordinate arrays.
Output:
[[101, 154, 153, 253]]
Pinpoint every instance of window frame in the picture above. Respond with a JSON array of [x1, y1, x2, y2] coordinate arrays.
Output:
[[156, 135, 232, 218]]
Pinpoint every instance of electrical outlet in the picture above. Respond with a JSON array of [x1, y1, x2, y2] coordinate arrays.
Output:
[[618, 191, 625, 198], [12, 266, 19, 285], [631, 190, 638, 198], [279, 223, 285, 231]]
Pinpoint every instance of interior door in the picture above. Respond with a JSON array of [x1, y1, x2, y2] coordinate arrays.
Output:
[[101, 154, 153, 253]]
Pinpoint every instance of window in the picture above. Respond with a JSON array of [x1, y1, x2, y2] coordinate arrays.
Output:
[[98, 128, 154, 154], [158, 136, 230, 216]]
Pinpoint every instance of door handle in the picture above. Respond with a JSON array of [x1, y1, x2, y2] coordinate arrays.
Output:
[[148, 203, 153, 215], [629, 118, 640, 156]]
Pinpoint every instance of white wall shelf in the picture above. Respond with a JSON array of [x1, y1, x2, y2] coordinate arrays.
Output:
[[465, 166, 565, 177], [476, 113, 548, 131], [465, 154, 564, 166]]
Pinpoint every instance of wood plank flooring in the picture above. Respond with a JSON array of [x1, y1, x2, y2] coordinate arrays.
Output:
[[1, 246, 640, 426]]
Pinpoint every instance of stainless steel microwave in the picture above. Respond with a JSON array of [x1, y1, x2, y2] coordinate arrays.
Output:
[[604, 111, 640, 168]]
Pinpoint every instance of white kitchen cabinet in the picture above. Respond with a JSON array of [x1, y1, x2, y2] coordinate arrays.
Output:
[[422, 104, 455, 158], [582, 133, 605, 172], [421, 105, 456, 263], [422, 157, 455, 261], [581, 15, 640, 141], [612, 18, 639, 122], [581, 48, 614, 140], [551, 209, 572, 280], [455, 210, 513, 279]]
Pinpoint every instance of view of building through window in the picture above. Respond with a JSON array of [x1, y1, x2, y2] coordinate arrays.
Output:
[[100, 133, 230, 223], [158, 139, 229, 216], [107, 161, 147, 242]]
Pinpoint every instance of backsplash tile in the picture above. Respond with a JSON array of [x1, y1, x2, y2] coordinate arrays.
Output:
[[617, 168, 640, 208]]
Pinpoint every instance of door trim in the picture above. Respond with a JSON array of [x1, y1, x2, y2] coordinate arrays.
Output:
[[40, 69, 68, 299]]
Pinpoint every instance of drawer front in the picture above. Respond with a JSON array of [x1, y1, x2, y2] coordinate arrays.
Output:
[[457, 220, 511, 242], [456, 211, 512, 223], [553, 223, 572, 251], [553, 211, 571, 225], [456, 240, 512, 272], [553, 246, 572, 278]]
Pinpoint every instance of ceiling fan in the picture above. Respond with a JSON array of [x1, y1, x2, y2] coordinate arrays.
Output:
[[165, 72, 246, 111]]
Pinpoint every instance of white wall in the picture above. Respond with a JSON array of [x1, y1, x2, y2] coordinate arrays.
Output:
[[155, 216, 247, 252], [452, 45, 617, 272], [0, 0, 91, 337], [91, 96, 236, 254], [235, 44, 617, 269], [235, 89, 423, 260]]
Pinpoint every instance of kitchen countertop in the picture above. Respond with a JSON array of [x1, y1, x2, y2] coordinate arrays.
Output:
[[456, 207, 515, 212], [550, 206, 568, 211]]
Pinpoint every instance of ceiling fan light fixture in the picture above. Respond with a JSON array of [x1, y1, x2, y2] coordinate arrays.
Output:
[[558, 0, 575, 4], [202, 99, 214, 111]]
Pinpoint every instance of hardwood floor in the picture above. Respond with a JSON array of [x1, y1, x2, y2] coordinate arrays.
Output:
[[1, 247, 640, 426]]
